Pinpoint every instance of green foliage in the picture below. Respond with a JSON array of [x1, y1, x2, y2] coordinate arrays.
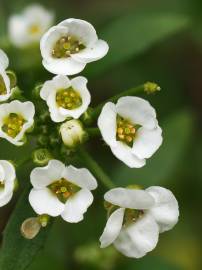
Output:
[[86, 12, 190, 76], [0, 183, 52, 270]]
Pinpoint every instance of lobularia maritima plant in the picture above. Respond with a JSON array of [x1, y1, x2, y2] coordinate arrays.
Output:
[[0, 7, 179, 260]]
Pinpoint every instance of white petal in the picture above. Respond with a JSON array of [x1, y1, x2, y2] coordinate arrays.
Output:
[[104, 188, 154, 209], [47, 91, 67, 123], [114, 214, 159, 258], [97, 102, 117, 147], [29, 188, 64, 216], [146, 186, 179, 233], [132, 126, 163, 159], [0, 50, 9, 70], [0, 160, 16, 186], [62, 165, 97, 190], [116, 96, 158, 129], [0, 192, 13, 207], [58, 18, 98, 46], [0, 68, 11, 102], [31, 159, 65, 188], [8, 15, 28, 47], [42, 58, 86, 76], [53, 74, 71, 89], [100, 208, 125, 248], [61, 188, 93, 223], [71, 39, 109, 64], [111, 141, 146, 168]]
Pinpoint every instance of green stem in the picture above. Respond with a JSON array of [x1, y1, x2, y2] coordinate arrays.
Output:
[[77, 146, 115, 189], [90, 82, 160, 121], [86, 127, 101, 137]]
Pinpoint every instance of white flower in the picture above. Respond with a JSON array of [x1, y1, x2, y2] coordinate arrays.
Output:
[[100, 186, 179, 258], [0, 100, 35, 146], [0, 50, 14, 102], [29, 159, 97, 223], [0, 160, 16, 207], [98, 97, 163, 168], [60, 119, 87, 148], [8, 4, 54, 48], [40, 75, 91, 122], [40, 18, 109, 75]]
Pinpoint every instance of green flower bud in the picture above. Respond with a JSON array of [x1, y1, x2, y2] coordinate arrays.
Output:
[[144, 82, 161, 94], [81, 107, 93, 125], [6, 70, 17, 88], [60, 119, 88, 148], [32, 148, 52, 166]]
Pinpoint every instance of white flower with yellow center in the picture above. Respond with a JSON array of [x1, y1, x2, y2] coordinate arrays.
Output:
[[29, 160, 97, 223], [100, 186, 179, 258], [40, 18, 109, 75], [40, 75, 91, 122], [98, 97, 163, 168], [8, 4, 54, 48], [0, 50, 13, 102], [0, 160, 16, 207], [0, 100, 35, 146]]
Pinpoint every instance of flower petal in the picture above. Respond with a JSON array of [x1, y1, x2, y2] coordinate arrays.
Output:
[[97, 102, 117, 147], [29, 188, 64, 216], [42, 58, 86, 76], [58, 18, 98, 46], [100, 208, 125, 248], [114, 214, 159, 258], [61, 188, 93, 223], [31, 159, 65, 188], [71, 39, 109, 63], [111, 141, 146, 168], [104, 188, 154, 209], [116, 96, 157, 129], [132, 126, 163, 159], [146, 186, 179, 233], [0, 50, 9, 70], [62, 165, 97, 190]]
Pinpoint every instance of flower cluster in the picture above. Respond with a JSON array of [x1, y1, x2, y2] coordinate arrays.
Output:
[[0, 4, 179, 260]]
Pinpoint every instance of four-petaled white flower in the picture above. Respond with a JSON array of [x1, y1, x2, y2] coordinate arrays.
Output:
[[40, 75, 91, 122], [29, 159, 97, 223], [98, 96, 163, 168], [8, 4, 54, 48], [0, 50, 14, 102], [100, 186, 179, 258], [0, 160, 16, 207], [40, 18, 109, 75], [0, 100, 35, 146]]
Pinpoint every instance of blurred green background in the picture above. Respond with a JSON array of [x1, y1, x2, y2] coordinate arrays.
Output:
[[0, 0, 202, 269]]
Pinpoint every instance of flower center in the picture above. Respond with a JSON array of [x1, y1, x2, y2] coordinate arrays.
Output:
[[28, 24, 41, 35], [48, 178, 80, 203], [123, 209, 144, 227], [52, 36, 85, 58], [0, 75, 7, 95], [0, 180, 4, 189], [2, 113, 26, 138], [56, 87, 82, 110], [116, 115, 136, 146]]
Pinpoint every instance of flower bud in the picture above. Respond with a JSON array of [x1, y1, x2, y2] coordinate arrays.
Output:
[[60, 119, 88, 148], [6, 70, 17, 88], [32, 148, 52, 166], [144, 82, 161, 94], [21, 217, 41, 239]]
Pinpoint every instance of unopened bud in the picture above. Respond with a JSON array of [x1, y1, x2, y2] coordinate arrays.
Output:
[[144, 82, 161, 94], [32, 83, 43, 99], [6, 70, 17, 89], [81, 107, 93, 125], [21, 217, 41, 239], [32, 148, 52, 166], [38, 214, 50, 227], [60, 119, 88, 148]]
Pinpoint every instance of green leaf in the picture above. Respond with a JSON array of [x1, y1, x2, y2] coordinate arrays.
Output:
[[113, 110, 194, 186], [0, 183, 52, 270], [86, 12, 190, 76]]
